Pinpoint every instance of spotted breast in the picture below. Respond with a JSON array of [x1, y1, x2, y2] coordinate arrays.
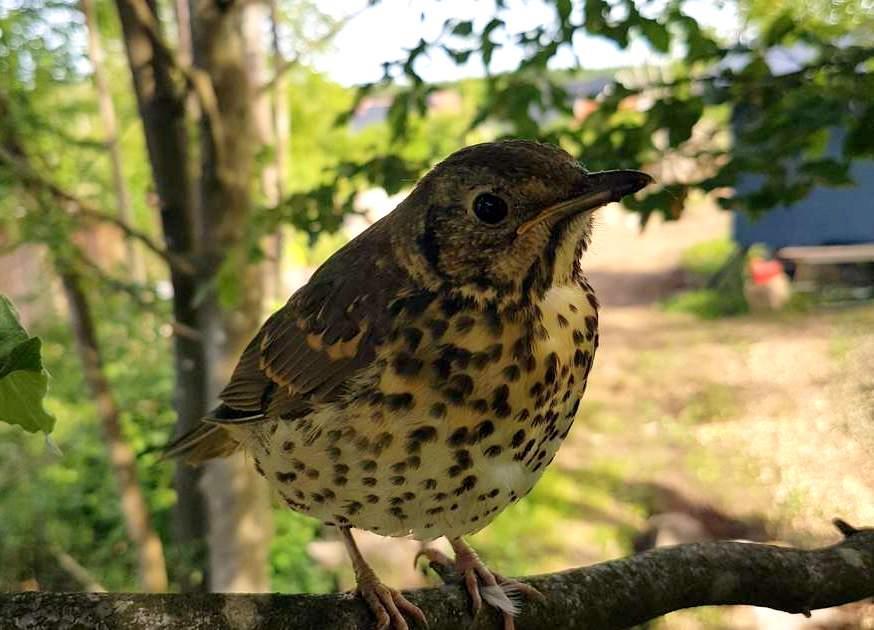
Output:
[[242, 277, 598, 541]]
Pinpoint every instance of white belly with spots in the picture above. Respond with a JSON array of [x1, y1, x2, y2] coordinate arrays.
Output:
[[242, 283, 598, 541]]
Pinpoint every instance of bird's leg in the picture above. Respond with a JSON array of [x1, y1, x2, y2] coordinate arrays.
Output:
[[416, 537, 544, 630], [340, 527, 426, 630]]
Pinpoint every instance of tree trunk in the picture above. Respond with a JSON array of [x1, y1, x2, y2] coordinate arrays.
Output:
[[80, 0, 144, 282], [113, 0, 272, 592], [190, 0, 272, 592], [267, 0, 288, 301], [112, 0, 210, 591], [57, 267, 168, 592]]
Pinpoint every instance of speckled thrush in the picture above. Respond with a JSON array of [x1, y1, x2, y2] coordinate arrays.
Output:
[[166, 140, 652, 629]]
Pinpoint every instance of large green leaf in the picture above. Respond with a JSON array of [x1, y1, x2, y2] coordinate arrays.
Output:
[[0, 294, 29, 359], [0, 294, 55, 434]]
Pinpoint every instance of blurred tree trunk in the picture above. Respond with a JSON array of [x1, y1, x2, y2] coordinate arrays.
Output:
[[79, 0, 144, 282], [57, 267, 168, 592], [113, 0, 211, 592], [191, 0, 272, 592], [267, 0, 288, 302], [243, 0, 286, 302], [114, 0, 272, 593]]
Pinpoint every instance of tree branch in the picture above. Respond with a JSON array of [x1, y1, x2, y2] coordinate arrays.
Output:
[[71, 247, 162, 307], [0, 145, 196, 275], [48, 545, 108, 593], [4, 520, 872, 629], [256, 7, 366, 96]]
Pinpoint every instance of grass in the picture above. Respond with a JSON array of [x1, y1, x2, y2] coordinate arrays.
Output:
[[662, 289, 748, 319], [680, 383, 741, 424], [469, 458, 646, 576], [662, 238, 749, 319], [679, 238, 738, 278]]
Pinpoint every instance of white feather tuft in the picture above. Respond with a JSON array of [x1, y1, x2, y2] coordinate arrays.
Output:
[[481, 583, 521, 616]]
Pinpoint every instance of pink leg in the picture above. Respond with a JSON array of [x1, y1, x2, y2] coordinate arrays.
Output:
[[341, 528, 427, 630]]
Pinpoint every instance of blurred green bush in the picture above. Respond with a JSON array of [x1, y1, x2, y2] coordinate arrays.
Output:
[[0, 290, 332, 593], [663, 239, 750, 319]]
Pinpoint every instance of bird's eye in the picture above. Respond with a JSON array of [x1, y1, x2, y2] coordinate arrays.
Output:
[[472, 193, 508, 225]]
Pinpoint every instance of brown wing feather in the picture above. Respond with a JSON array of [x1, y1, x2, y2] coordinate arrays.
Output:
[[219, 333, 269, 412], [216, 221, 406, 422], [166, 218, 414, 464], [162, 423, 240, 465]]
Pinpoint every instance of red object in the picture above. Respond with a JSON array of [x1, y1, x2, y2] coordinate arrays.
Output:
[[749, 258, 784, 285]]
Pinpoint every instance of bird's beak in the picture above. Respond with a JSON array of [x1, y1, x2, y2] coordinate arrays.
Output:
[[517, 169, 654, 235]]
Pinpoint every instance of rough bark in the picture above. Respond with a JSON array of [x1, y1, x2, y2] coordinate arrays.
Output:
[[4, 522, 873, 630], [57, 269, 168, 593], [189, 0, 272, 592], [113, 0, 210, 591], [80, 0, 144, 282]]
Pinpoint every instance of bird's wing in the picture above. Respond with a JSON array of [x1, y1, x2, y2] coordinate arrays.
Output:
[[218, 271, 398, 421], [163, 220, 421, 463], [163, 268, 411, 463]]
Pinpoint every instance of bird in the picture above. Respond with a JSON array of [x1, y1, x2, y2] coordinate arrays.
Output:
[[166, 139, 652, 629]]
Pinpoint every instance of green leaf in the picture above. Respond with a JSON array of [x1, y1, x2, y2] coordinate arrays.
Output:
[[481, 19, 504, 67], [0, 369, 56, 434], [0, 294, 29, 359], [666, 98, 704, 146], [556, 0, 572, 24], [799, 158, 853, 186], [845, 105, 874, 157], [763, 11, 797, 46], [451, 20, 473, 36], [0, 294, 55, 434], [640, 18, 670, 53], [0, 336, 43, 379], [442, 45, 472, 64]]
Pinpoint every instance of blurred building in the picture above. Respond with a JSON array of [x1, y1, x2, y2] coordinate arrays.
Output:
[[730, 46, 874, 251], [733, 146, 874, 250], [350, 88, 464, 131]]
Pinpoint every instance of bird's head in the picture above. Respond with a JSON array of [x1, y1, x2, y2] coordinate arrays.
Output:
[[392, 140, 653, 301]]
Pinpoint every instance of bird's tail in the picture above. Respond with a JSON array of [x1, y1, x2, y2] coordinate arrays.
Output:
[[161, 404, 263, 465], [161, 422, 239, 465]]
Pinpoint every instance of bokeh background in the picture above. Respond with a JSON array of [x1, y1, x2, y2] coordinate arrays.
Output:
[[1, 0, 872, 627]]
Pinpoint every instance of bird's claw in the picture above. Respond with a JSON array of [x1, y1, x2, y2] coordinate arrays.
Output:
[[414, 548, 453, 571], [356, 577, 427, 630], [417, 543, 544, 630]]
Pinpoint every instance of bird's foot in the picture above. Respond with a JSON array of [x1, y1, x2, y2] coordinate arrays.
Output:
[[354, 572, 427, 630], [341, 527, 426, 630], [416, 542, 544, 630]]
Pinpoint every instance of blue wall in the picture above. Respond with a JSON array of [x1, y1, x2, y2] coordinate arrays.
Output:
[[733, 139, 874, 250]]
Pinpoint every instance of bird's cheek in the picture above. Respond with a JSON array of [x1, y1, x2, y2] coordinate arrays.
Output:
[[505, 228, 548, 272]]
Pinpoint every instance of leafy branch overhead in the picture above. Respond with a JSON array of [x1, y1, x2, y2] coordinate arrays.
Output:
[[0, 295, 55, 434], [331, 0, 873, 226]]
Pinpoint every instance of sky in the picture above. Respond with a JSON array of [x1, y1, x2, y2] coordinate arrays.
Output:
[[314, 0, 742, 86]]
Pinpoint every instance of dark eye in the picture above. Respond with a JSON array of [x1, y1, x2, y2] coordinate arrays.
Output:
[[473, 193, 508, 225]]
